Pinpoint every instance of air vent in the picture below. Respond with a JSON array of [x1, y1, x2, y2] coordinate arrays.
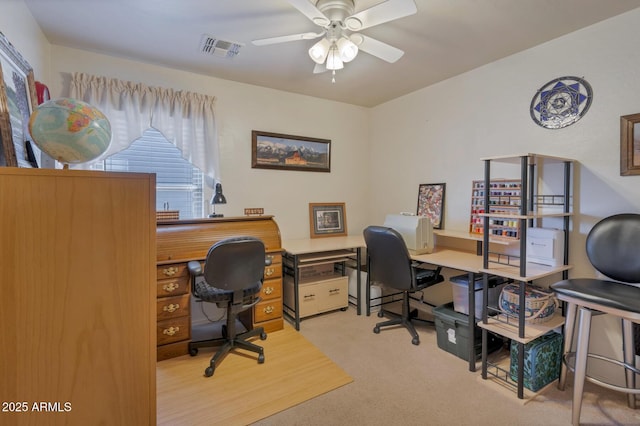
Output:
[[200, 35, 243, 58]]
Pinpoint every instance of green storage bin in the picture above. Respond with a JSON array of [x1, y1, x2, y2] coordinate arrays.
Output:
[[433, 302, 502, 362], [510, 331, 563, 392]]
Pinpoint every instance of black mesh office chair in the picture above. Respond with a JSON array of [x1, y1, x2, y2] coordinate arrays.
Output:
[[187, 236, 269, 377], [363, 225, 444, 345], [551, 213, 640, 425]]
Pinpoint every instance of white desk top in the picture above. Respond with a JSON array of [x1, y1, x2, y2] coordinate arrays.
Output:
[[282, 235, 365, 255], [411, 248, 483, 273]]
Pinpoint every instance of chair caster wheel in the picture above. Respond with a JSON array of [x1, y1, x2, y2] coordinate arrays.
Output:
[[377, 310, 384, 318], [204, 365, 215, 377], [189, 347, 198, 356], [373, 326, 380, 334], [412, 337, 420, 346], [260, 332, 267, 340], [258, 353, 265, 364]]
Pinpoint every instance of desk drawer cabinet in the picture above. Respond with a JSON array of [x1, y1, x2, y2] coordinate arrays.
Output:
[[156, 263, 191, 360], [284, 275, 348, 318], [257, 253, 283, 332], [156, 216, 283, 360]]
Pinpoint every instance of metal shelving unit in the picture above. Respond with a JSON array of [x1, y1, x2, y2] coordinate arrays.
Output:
[[477, 153, 573, 400]]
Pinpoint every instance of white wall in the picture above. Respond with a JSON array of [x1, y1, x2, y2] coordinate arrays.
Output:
[[5, 0, 640, 248], [370, 7, 640, 276], [369, 8, 640, 365], [1, 1, 371, 241], [45, 46, 371, 241], [4, 0, 640, 360], [0, 0, 49, 79]]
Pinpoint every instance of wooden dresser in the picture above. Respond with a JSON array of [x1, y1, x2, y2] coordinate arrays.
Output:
[[156, 216, 283, 361], [0, 168, 156, 425]]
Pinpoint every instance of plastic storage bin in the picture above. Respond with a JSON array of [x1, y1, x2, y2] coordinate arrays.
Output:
[[510, 331, 563, 392], [433, 302, 502, 362], [450, 274, 507, 319]]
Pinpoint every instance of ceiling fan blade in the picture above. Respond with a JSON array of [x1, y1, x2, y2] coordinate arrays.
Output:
[[345, 0, 417, 31], [350, 34, 404, 63], [288, 0, 330, 27], [252, 31, 324, 46]]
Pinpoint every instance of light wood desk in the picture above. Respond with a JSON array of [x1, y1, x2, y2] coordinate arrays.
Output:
[[405, 248, 484, 372], [282, 236, 365, 330], [364, 230, 508, 372]]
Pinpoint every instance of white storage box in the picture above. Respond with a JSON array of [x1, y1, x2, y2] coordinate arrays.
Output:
[[348, 267, 381, 311], [526, 227, 565, 267], [450, 274, 508, 319]]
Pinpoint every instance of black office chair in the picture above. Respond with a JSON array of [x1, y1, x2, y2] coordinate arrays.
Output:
[[551, 213, 640, 425], [363, 225, 444, 345], [187, 236, 269, 377]]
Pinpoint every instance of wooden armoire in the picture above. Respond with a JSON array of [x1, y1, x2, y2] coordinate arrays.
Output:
[[0, 168, 156, 425]]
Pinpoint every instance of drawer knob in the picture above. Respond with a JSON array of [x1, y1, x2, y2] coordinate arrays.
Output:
[[162, 282, 179, 292], [265, 268, 274, 277], [263, 286, 274, 295], [162, 266, 178, 277], [263, 305, 274, 314], [162, 326, 180, 336], [163, 303, 180, 313]]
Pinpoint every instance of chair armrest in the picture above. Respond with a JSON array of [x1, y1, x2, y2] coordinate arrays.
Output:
[[187, 260, 203, 276]]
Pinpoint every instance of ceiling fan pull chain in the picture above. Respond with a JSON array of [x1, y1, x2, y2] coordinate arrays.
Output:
[[332, 70, 336, 83]]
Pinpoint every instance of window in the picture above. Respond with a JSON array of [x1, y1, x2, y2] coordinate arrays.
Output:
[[92, 128, 204, 219]]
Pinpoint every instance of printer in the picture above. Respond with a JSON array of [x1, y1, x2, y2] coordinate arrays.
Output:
[[526, 227, 565, 267]]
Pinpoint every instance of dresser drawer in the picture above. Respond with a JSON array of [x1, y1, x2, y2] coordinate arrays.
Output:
[[157, 263, 189, 280], [266, 253, 282, 267], [260, 277, 282, 301], [254, 298, 283, 323], [157, 293, 190, 320], [157, 274, 190, 297], [157, 315, 190, 346], [264, 262, 282, 281]]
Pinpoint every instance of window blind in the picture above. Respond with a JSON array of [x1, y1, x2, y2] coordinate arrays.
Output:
[[92, 128, 204, 219]]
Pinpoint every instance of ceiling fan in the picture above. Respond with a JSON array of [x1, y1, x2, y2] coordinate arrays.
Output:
[[252, 0, 417, 80]]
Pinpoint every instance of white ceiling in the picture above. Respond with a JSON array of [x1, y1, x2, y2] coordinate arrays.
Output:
[[22, 0, 640, 107]]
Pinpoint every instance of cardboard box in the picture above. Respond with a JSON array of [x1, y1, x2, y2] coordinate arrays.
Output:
[[299, 263, 335, 280]]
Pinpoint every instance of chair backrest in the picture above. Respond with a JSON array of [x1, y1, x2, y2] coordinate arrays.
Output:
[[363, 225, 414, 291], [203, 236, 266, 291], [587, 213, 640, 284]]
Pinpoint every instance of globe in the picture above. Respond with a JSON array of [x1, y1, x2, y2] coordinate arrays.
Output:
[[28, 98, 112, 164]]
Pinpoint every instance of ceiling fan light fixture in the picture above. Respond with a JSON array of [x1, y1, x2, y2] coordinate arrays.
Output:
[[326, 44, 344, 70], [336, 36, 358, 62], [308, 38, 330, 64], [344, 17, 363, 31]]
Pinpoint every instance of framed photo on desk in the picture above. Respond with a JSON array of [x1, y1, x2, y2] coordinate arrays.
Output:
[[417, 183, 445, 229], [309, 202, 347, 238]]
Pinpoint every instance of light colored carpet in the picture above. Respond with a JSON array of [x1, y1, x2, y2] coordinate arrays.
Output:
[[253, 306, 640, 426], [157, 324, 352, 426]]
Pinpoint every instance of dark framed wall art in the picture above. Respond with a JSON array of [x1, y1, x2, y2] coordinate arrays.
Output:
[[621, 113, 640, 176], [252, 130, 331, 172], [416, 183, 446, 229], [0, 31, 38, 167]]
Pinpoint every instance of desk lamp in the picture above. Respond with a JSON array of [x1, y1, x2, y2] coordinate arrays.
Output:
[[209, 183, 227, 218]]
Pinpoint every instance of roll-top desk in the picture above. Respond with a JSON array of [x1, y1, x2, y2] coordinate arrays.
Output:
[[156, 216, 283, 361]]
